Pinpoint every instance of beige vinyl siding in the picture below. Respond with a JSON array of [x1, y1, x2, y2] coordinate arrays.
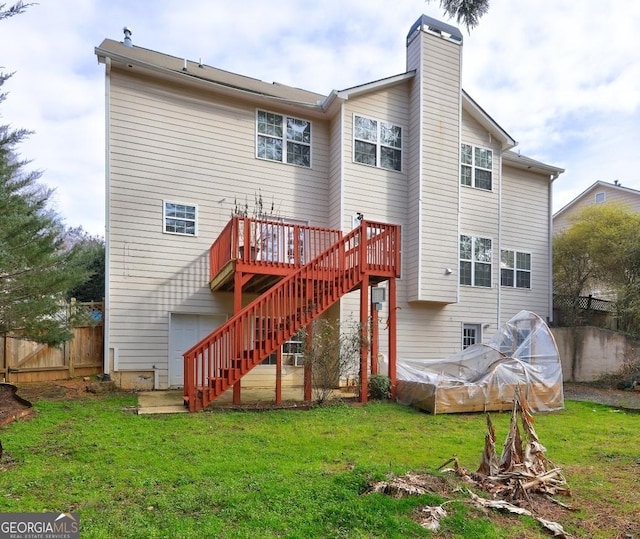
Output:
[[110, 72, 331, 225], [327, 111, 343, 229], [338, 86, 409, 323], [407, 29, 462, 303], [554, 184, 640, 233], [500, 165, 552, 321], [457, 110, 502, 323], [108, 68, 331, 387], [341, 87, 409, 228], [405, 42, 422, 301]]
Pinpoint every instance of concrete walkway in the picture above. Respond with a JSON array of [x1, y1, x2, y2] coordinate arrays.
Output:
[[137, 386, 345, 414]]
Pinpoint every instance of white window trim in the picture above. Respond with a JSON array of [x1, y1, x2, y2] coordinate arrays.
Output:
[[163, 200, 198, 237], [500, 249, 532, 289], [460, 143, 493, 191], [595, 191, 606, 203], [462, 323, 482, 349], [255, 109, 312, 168], [352, 113, 403, 172], [460, 234, 493, 288]]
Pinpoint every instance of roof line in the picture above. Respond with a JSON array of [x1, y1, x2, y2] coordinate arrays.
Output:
[[554, 180, 640, 218], [95, 44, 326, 111], [334, 71, 416, 100], [461, 90, 516, 150]]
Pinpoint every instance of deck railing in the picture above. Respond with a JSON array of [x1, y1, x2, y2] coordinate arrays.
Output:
[[209, 216, 343, 281], [185, 220, 400, 411]]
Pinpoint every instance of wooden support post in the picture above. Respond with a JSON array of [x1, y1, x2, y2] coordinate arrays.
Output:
[[371, 285, 379, 376], [67, 341, 74, 379], [275, 347, 282, 405], [389, 277, 397, 400], [233, 272, 243, 314], [303, 323, 312, 402], [232, 271, 243, 405], [359, 275, 370, 403]]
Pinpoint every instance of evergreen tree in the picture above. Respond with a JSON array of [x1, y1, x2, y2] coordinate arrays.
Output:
[[428, 0, 490, 30], [0, 2, 91, 344], [65, 227, 105, 302]]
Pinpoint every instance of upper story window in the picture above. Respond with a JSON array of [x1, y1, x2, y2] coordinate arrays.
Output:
[[164, 201, 197, 236], [460, 235, 492, 287], [461, 144, 492, 190], [256, 110, 311, 168], [595, 191, 606, 204], [501, 250, 531, 288], [353, 115, 402, 171]]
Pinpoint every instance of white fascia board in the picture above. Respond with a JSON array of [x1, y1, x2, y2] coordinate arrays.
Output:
[[462, 91, 516, 151]]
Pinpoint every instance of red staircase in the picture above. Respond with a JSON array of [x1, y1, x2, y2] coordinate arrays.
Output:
[[183, 220, 400, 411]]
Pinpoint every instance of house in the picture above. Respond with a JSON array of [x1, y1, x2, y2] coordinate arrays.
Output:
[[553, 180, 640, 233], [553, 180, 640, 315], [95, 15, 564, 407]]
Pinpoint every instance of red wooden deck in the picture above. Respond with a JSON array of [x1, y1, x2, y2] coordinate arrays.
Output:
[[184, 217, 400, 411]]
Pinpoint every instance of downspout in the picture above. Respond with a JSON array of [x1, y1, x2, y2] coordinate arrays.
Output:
[[339, 102, 345, 325], [548, 172, 559, 324], [417, 38, 424, 297], [456, 51, 462, 305], [103, 56, 112, 376], [497, 151, 502, 330]]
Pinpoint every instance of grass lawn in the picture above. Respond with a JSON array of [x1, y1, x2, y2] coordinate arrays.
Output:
[[0, 393, 638, 538]]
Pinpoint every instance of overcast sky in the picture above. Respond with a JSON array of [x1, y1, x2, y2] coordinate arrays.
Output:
[[1, 0, 638, 237]]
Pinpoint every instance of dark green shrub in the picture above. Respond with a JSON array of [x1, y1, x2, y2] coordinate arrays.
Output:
[[368, 374, 391, 400]]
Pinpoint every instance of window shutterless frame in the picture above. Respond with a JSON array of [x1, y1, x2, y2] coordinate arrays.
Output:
[[353, 113, 403, 172], [500, 249, 532, 289], [460, 234, 492, 287], [163, 200, 198, 237], [256, 109, 312, 168], [460, 143, 493, 190]]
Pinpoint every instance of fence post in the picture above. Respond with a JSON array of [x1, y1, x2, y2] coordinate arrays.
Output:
[[1, 334, 7, 383], [67, 300, 74, 378]]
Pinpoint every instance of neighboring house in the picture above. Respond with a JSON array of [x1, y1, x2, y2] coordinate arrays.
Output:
[[553, 181, 640, 306], [95, 15, 563, 399], [553, 180, 640, 233]]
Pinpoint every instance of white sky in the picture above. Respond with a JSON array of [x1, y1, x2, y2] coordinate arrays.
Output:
[[1, 0, 638, 237]]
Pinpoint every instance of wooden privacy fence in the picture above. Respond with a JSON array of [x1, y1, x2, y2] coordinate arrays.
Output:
[[0, 301, 104, 383]]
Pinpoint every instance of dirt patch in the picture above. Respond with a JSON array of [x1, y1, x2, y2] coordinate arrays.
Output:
[[15, 379, 92, 401], [0, 384, 33, 426], [0, 379, 126, 427]]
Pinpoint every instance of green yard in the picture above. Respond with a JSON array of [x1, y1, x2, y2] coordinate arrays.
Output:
[[0, 393, 638, 538]]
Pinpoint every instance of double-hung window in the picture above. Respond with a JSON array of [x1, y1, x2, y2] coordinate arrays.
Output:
[[353, 115, 402, 171], [461, 144, 493, 190], [460, 235, 492, 287], [256, 110, 311, 167], [500, 250, 531, 288], [164, 201, 197, 236]]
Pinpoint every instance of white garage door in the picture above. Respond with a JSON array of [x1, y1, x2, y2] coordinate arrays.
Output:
[[169, 314, 226, 388]]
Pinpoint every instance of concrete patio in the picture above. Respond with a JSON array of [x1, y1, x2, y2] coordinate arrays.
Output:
[[137, 386, 353, 414]]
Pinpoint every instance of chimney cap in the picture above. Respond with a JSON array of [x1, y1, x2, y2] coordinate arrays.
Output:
[[407, 15, 463, 45]]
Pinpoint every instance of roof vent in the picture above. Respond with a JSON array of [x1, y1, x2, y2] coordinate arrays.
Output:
[[123, 27, 133, 47]]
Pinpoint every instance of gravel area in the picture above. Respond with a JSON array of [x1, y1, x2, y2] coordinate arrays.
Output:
[[563, 382, 640, 410]]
